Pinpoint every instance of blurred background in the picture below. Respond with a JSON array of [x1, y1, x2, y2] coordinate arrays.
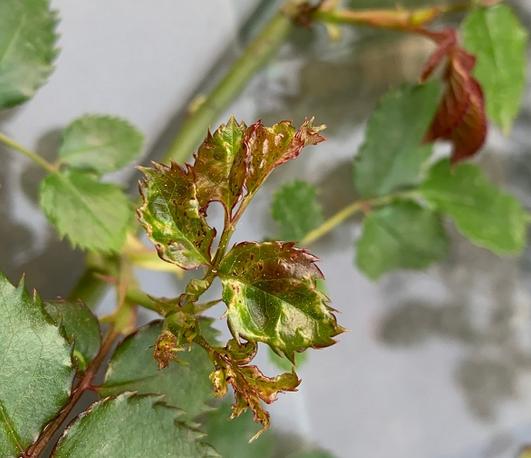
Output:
[[1, 0, 531, 457]]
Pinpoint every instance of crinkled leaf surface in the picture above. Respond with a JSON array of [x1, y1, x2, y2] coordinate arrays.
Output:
[[58, 115, 144, 175], [462, 5, 527, 132], [0, 0, 58, 109], [39, 171, 131, 252], [53, 393, 218, 457], [194, 117, 247, 212], [272, 180, 323, 241], [356, 201, 448, 279], [138, 162, 215, 269], [421, 159, 526, 254], [244, 120, 325, 196], [100, 320, 215, 420], [219, 242, 342, 359], [353, 83, 440, 197], [44, 300, 101, 372], [0, 274, 72, 457]]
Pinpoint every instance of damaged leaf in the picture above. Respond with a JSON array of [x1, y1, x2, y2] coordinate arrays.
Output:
[[194, 117, 248, 213], [219, 242, 343, 360], [207, 340, 299, 440], [243, 119, 325, 198], [138, 162, 216, 269]]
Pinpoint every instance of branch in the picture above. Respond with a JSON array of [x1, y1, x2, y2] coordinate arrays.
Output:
[[301, 190, 420, 246]]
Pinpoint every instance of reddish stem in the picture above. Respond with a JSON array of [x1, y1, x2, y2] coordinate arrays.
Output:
[[24, 329, 119, 457]]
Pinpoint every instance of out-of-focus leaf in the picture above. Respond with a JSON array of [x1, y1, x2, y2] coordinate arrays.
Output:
[[39, 171, 131, 252], [45, 300, 101, 371], [100, 320, 215, 420], [53, 393, 218, 457], [268, 348, 307, 372], [244, 119, 325, 197], [0, 0, 58, 109], [356, 201, 448, 279], [58, 115, 144, 175], [422, 30, 486, 163], [272, 180, 323, 241], [194, 117, 247, 213], [0, 274, 72, 457], [462, 4, 527, 132], [138, 162, 216, 269], [219, 242, 343, 360], [353, 83, 439, 197], [421, 159, 526, 254]]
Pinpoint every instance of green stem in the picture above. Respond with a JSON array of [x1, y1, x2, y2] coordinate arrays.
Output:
[[0, 132, 56, 173], [165, 5, 294, 162], [301, 190, 419, 246]]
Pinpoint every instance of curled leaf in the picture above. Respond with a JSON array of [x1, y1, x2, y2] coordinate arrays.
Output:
[[207, 340, 300, 441], [243, 119, 325, 197], [137, 162, 216, 269], [219, 241, 343, 361], [421, 29, 487, 163], [153, 330, 179, 370]]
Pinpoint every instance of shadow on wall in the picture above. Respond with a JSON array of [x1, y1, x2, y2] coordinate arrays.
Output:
[[377, 224, 531, 421], [0, 125, 84, 298]]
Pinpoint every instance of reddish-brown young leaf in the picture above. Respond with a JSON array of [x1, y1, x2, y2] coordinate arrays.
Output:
[[421, 28, 487, 163], [207, 339, 300, 441], [193, 117, 248, 214], [243, 119, 325, 198]]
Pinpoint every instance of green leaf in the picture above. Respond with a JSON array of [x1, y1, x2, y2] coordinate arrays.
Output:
[[272, 180, 323, 241], [39, 171, 131, 252], [219, 242, 343, 360], [53, 393, 218, 457], [194, 117, 247, 212], [0, 0, 58, 109], [202, 400, 275, 458], [420, 159, 527, 254], [138, 162, 216, 269], [58, 115, 144, 175], [0, 273, 72, 457], [462, 4, 528, 132], [353, 82, 440, 198], [244, 120, 325, 196], [356, 201, 448, 279], [44, 300, 101, 372], [100, 320, 215, 420]]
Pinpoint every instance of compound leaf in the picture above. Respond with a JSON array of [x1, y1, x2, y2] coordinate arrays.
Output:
[[0, 0, 58, 109], [420, 159, 527, 254], [138, 162, 215, 269], [45, 300, 101, 372], [356, 201, 448, 279], [39, 171, 131, 253], [353, 82, 440, 197], [194, 117, 247, 213], [219, 242, 342, 360], [272, 180, 323, 242], [462, 4, 528, 132], [53, 393, 218, 457], [0, 274, 72, 457], [100, 320, 214, 420], [58, 115, 144, 175]]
